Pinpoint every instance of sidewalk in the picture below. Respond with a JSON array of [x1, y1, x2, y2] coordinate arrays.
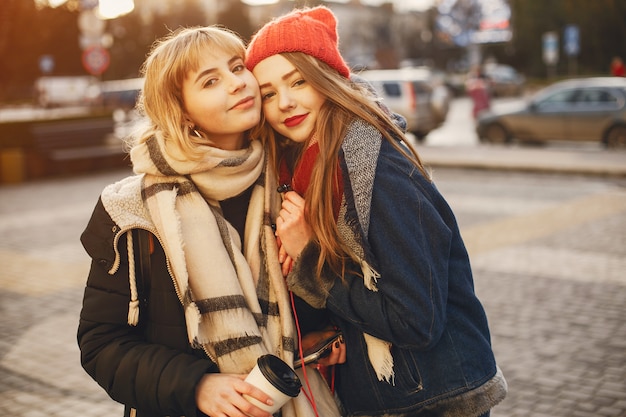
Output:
[[1, 143, 625, 417], [416, 143, 626, 177]]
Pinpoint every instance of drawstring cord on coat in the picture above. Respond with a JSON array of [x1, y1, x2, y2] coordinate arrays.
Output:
[[127, 231, 140, 326]]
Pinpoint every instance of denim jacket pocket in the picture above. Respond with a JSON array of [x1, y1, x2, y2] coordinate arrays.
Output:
[[393, 347, 424, 394]]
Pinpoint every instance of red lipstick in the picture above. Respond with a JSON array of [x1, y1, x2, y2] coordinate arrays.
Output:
[[284, 114, 308, 127]]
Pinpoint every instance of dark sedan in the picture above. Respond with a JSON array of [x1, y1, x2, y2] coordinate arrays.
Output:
[[476, 77, 626, 148]]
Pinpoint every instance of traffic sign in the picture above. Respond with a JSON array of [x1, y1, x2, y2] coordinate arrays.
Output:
[[39, 55, 55, 74], [542, 31, 559, 65], [82, 45, 110, 75], [564, 25, 580, 57]]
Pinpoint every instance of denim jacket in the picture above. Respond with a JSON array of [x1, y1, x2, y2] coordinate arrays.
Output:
[[287, 124, 507, 416]]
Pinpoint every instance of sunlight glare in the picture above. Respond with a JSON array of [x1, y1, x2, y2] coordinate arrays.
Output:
[[98, 0, 134, 20], [46, 0, 68, 6]]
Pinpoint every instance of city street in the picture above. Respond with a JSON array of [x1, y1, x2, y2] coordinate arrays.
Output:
[[1, 97, 625, 416], [3, 0, 625, 415]]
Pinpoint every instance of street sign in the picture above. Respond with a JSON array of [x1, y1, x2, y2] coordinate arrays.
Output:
[[39, 55, 55, 74], [542, 31, 559, 65], [82, 45, 110, 75], [564, 25, 580, 57]]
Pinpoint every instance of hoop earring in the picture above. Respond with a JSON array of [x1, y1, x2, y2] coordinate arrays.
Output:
[[183, 118, 201, 138]]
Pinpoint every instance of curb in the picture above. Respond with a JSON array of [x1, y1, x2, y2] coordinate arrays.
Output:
[[416, 145, 626, 178]]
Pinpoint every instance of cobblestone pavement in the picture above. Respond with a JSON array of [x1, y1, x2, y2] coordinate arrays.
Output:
[[1, 157, 625, 417]]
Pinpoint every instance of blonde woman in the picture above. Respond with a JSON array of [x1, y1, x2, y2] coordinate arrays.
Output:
[[78, 26, 336, 417]]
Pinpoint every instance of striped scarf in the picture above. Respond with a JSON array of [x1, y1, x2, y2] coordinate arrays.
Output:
[[130, 133, 294, 374], [99, 133, 342, 417]]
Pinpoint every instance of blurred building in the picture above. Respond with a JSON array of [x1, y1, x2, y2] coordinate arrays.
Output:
[[122, 0, 436, 71], [246, 0, 431, 71]]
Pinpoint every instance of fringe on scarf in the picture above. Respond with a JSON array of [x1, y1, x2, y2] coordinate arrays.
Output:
[[361, 259, 380, 292], [185, 302, 202, 345], [364, 333, 394, 383]]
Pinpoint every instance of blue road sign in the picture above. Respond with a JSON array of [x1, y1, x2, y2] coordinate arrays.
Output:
[[564, 25, 580, 56]]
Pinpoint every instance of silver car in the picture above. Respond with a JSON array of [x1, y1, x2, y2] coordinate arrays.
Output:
[[359, 68, 449, 142], [476, 77, 626, 148]]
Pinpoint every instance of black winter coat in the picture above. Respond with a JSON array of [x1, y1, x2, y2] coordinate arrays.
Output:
[[78, 190, 329, 417], [78, 198, 217, 417]]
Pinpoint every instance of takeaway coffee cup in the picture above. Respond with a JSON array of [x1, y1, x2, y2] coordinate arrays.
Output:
[[244, 354, 302, 413]]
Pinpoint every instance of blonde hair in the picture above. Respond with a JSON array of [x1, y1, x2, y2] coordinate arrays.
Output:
[[130, 26, 247, 160], [253, 52, 430, 279]]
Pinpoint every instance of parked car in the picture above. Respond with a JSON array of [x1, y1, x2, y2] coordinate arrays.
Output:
[[358, 68, 450, 141], [476, 77, 626, 148], [483, 64, 525, 97], [426, 69, 453, 125]]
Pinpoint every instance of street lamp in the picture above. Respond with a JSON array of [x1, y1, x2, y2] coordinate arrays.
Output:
[[77, 0, 133, 79]]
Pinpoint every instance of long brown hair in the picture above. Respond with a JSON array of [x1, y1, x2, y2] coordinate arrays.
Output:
[[254, 52, 431, 279]]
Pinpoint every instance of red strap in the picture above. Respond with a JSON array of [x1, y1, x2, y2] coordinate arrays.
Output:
[[290, 291, 321, 417]]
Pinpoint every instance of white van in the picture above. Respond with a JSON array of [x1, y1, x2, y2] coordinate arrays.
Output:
[[34, 76, 102, 108], [358, 68, 449, 141]]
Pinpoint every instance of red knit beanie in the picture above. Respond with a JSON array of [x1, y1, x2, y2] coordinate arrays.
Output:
[[246, 6, 350, 78]]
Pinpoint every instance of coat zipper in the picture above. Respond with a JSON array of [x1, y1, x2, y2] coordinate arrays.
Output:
[[114, 225, 217, 364]]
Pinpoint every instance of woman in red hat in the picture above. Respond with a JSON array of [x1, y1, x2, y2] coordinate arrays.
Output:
[[247, 6, 507, 417]]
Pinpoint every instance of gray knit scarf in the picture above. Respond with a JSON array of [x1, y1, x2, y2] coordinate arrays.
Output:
[[338, 119, 395, 383]]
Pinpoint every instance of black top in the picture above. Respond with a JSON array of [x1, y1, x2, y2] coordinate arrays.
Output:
[[220, 185, 254, 241]]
